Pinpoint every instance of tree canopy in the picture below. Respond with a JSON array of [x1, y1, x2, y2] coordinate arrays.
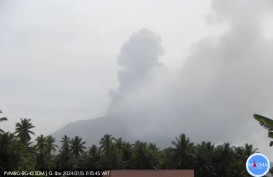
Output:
[[0, 114, 267, 177]]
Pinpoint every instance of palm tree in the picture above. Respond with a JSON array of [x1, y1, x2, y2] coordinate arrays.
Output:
[[131, 141, 158, 169], [70, 136, 86, 157], [15, 118, 35, 145], [46, 136, 58, 155], [35, 135, 47, 153], [243, 143, 257, 158], [231, 146, 249, 177], [132, 141, 147, 169], [60, 135, 70, 148], [99, 134, 114, 155], [114, 138, 132, 168], [114, 138, 125, 149], [0, 110, 8, 133], [83, 145, 102, 169], [171, 133, 195, 169], [147, 143, 160, 168], [34, 135, 48, 170], [60, 135, 71, 158], [213, 143, 235, 177], [160, 147, 176, 169], [193, 141, 216, 177], [121, 142, 132, 162], [0, 132, 21, 169], [56, 135, 72, 169]]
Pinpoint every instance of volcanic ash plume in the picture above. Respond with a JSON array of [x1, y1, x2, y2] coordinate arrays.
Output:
[[107, 29, 164, 117]]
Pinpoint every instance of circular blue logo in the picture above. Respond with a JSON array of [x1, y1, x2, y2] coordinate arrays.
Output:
[[246, 153, 270, 177]]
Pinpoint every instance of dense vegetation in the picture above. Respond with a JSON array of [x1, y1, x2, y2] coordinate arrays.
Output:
[[0, 110, 268, 177]]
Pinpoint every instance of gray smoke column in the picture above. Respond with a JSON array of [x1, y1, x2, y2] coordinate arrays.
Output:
[[105, 0, 273, 152], [107, 29, 164, 116]]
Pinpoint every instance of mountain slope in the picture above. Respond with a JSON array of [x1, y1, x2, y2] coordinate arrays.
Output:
[[51, 117, 127, 147]]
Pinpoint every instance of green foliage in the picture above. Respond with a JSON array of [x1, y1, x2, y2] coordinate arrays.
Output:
[[99, 134, 114, 155], [56, 135, 73, 169], [0, 116, 261, 177], [171, 133, 195, 169], [70, 136, 86, 157], [15, 118, 35, 145], [0, 132, 21, 169], [192, 141, 216, 177], [0, 110, 8, 133], [130, 141, 160, 169]]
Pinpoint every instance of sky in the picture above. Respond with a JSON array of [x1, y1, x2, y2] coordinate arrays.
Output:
[[1, 0, 273, 155]]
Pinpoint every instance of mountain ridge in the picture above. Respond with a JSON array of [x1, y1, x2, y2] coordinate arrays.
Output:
[[51, 117, 128, 147]]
